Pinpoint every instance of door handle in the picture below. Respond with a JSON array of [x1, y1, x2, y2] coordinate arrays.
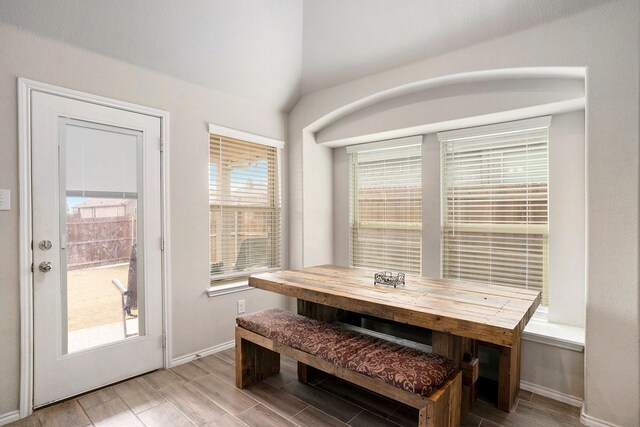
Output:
[[39, 261, 53, 273]]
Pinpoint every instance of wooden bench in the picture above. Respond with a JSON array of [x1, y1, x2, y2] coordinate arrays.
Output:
[[235, 308, 462, 427]]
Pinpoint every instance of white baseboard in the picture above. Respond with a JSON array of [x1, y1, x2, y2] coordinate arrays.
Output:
[[519, 380, 583, 408], [0, 410, 20, 426], [169, 340, 235, 367], [580, 408, 622, 427]]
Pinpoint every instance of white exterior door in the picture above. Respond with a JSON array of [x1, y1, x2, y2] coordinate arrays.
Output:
[[31, 90, 164, 407]]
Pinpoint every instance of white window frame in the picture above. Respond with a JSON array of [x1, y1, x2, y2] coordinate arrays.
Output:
[[438, 117, 551, 303], [207, 124, 284, 297], [347, 136, 423, 275], [338, 114, 585, 349]]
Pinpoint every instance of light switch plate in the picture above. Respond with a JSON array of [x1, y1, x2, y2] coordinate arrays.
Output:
[[0, 189, 10, 211]]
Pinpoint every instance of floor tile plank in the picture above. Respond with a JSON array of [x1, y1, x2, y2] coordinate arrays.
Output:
[[113, 377, 165, 414], [478, 419, 501, 427], [137, 401, 196, 427], [156, 382, 226, 425], [236, 404, 298, 427], [291, 406, 349, 427], [77, 387, 119, 411], [459, 412, 483, 427], [191, 375, 258, 416], [6, 414, 42, 427], [36, 400, 90, 427], [516, 389, 533, 402], [386, 404, 419, 427], [529, 394, 581, 416], [263, 371, 298, 389], [214, 348, 236, 365], [515, 400, 582, 426], [315, 376, 400, 418], [281, 381, 361, 422], [142, 369, 183, 390], [263, 356, 297, 388], [170, 362, 210, 383], [241, 381, 308, 418], [469, 399, 548, 427], [193, 355, 236, 385], [347, 410, 401, 427], [202, 413, 248, 427], [84, 398, 144, 427]]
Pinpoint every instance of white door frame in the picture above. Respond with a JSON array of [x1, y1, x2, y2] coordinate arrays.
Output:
[[18, 78, 172, 417]]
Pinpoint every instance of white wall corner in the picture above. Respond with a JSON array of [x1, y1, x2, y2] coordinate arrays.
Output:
[[580, 408, 623, 427]]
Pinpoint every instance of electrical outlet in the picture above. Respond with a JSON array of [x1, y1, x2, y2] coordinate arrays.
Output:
[[237, 299, 246, 314]]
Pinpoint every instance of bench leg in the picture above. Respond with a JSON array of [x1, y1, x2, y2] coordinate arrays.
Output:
[[235, 328, 280, 388], [430, 370, 462, 427]]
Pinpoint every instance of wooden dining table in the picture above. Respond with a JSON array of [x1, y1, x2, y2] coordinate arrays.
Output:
[[248, 264, 541, 412]]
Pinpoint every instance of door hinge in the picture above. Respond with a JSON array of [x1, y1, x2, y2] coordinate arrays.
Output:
[[162, 333, 167, 349], [31, 263, 34, 273], [161, 238, 165, 251], [160, 137, 164, 152]]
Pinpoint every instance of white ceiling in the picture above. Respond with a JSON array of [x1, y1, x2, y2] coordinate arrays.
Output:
[[0, 0, 604, 111], [301, 0, 604, 95], [0, 0, 303, 111]]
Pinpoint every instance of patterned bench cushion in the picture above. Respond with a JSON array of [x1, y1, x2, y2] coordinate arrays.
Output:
[[237, 308, 455, 397]]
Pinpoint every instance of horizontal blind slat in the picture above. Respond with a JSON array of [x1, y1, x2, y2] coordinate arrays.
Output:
[[350, 142, 422, 274], [209, 133, 281, 280], [441, 121, 549, 304]]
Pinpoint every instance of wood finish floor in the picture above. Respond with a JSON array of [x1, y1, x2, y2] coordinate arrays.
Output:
[[9, 348, 583, 427]]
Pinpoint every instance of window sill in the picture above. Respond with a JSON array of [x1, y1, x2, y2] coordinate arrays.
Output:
[[206, 280, 254, 297], [523, 313, 585, 352]]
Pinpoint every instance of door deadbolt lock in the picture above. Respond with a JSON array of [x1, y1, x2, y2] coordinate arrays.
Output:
[[39, 240, 53, 250], [39, 261, 53, 273]]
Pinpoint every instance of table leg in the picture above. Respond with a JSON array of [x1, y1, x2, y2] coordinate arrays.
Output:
[[498, 337, 521, 411], [432, 331, 478, 414]]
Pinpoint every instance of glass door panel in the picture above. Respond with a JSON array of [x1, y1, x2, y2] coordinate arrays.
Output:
[[60, 119, 145, 354]]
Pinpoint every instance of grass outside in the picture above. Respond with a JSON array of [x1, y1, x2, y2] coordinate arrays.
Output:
[[67, 264, 129, 331]]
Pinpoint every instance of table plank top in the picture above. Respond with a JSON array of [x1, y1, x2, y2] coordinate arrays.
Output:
[[249, 264, 541, 347]]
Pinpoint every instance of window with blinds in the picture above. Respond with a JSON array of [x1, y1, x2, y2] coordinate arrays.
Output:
[[439, 117, 550, 304], [209, 133, 281, 282], [349, 138, 422, 274]]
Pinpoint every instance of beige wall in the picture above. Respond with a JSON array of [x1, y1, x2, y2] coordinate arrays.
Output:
[[520, 340, 584, 401], [0, 23, 289, 415], [289, 1, 640, 425]]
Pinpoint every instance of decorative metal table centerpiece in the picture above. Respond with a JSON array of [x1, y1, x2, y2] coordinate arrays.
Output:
[[374, 271, 405, 288]]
